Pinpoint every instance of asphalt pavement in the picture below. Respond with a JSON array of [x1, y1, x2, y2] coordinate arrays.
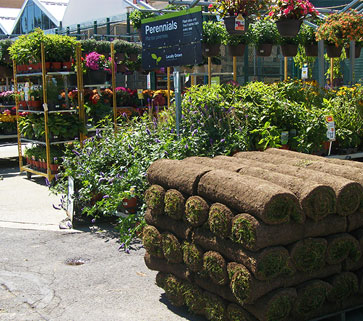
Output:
[[0, 142, 204, 321]]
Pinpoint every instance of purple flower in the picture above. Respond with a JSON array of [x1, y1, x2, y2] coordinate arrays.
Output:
[[146, 128, 151, 135], [155, 138, 160, 143], [72, 149, 80, 156], [185, 144, 188, 149], [220, 138, 225, 143], [125, 248, 130, 254], [45, 178, 51, 187], [103, 195, 110, 199], [91, 218, 96, 223], [210, 138, 213, 145], [52, 204, 61, 210], [192, 129, 198, 136]]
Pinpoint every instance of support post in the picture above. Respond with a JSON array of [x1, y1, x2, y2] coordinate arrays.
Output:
[[77, 24, 81, 40], [318, 40, 325, 87], [284, 57, 288, 81], [208, 56, 211, 86], [111, 43, 117, 132], [13, 60, 22, 171], [233, 56, 237, 82], [349, 40, 355, 85], [106, 18, 111, 36], [167, 67, 171, 108], [173, 67, 182, 137], [93, 21, 97, 38], [330, 58, 334, 88], [76, 44, 86, 145]]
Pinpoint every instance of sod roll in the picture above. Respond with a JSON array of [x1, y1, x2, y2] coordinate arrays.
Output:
[[293, 280, 332, 321], [203, 251, 228, 286], [164, 189, 185, 220], [145, 185, 165, 216], [182, 240, 204, 272], [144, 209, 192, 240], [265, 148, 363, 172], [160, 273, 186, 307], [357, 268, 363, 294], [343, 229, 363, 271], [228, 153, 363, 216], [227, 303, 256, 321], [182, 280, 206, 315], [326, 271, 359, 303], [184, 156, 244, 172], [147, 159, 212, 195], [347, 212, 363, 232], [326, 233, 361, 265], [289, 238, 328, 273], [193, 229, 293, 281], [197, 169, 303, 225], [204, 291, 228, 321], [142, 225, 164, 258], [303, 214, 347, 239], [244, 288, 297, 321], [161, 232, 183, 264], [185, 196, 209, 227], [208, 203, 233, 239]]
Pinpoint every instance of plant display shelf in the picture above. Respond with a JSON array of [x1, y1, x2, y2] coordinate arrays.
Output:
[[13, 43, 84, 181], [0, 134, 17, 140]]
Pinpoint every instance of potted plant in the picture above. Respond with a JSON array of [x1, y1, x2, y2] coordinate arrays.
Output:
[[125, 42, 142, 62], [250, 19, 280, 56], [28, 88, 43, 110], [202, 20, 227, 57], [84, 51, 111, 84], [223, 32, 250, 56], [299, 23, 318, 56], [316, 11, 363, 58], [209, 0, 267, 34], [113, 39, 129, 62], [80, 39, 98, 56], [268, 0, 319, 38], [279, 34, 299, 57]]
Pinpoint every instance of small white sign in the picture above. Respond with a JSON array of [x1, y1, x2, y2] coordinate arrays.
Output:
[[147, 73, 151, 90], [302, 66, 308, 80], [67, 176, 75, 221], [326, 115, 336, 141]]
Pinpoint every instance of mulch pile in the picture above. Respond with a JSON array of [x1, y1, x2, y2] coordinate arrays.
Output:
[[143, 149, 363, 321]]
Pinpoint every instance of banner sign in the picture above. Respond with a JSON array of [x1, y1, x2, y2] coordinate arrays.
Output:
[[142, 42, 202, 69], [141, 7, 203, 68]]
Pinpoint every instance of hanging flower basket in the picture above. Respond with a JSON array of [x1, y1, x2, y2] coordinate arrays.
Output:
[[281, 44, 298, 57], [86, 70, 107, 84], [345, 46, 362, 59], [224, 16, 247, 35], [202, 43, 221, 57], [304, 44, 318, 57], [276, 19, 302, 38], [326, 44, 342, 58], [228, 44, 246, 57], [256, 44, 273, 57]]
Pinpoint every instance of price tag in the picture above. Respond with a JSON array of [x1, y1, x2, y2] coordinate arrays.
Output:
[[67, 176, 75, 221], [235, 14, 245, 31], [137, 89, 144, 100], [211, 77, 220, 85], [326, 115, 335, 141], [302, 66, 308, 80], [43, 103, 48, 112]]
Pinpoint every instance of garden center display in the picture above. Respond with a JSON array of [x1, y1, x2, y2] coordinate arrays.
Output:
[[143, 149, 363, 321]]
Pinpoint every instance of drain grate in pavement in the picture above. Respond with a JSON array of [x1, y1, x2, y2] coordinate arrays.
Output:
[[64, 257, 89, 266]]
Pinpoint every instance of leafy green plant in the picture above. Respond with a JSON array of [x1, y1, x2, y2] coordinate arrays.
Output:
[[250, 121, 282, 149], [223, 32, 250, 46], [129, 9, 156, 30], [202, 20, 227, 45], [250, 19, 280, 45]]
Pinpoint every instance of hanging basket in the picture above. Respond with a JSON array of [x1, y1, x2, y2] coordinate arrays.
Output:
[[345, 46, 362, 59], [326, 44, 342, 58], [115, 52, 125, 62], [304, 44, 318, 57], [202, 43, 221, 57], [256, 44, 273, 57], [224, 16, 247, 35], [228, 44, 246, 57], [276, 19, 302, 38], [281, 44, 298, 57], [85, 70, 107, 85]]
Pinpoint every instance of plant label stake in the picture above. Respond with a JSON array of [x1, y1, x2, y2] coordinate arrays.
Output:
[[325, 115, 335, 156], [173, 67, 182, 137]]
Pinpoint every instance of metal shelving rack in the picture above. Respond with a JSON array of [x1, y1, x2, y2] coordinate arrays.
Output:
[[13, 43, 84, 181]]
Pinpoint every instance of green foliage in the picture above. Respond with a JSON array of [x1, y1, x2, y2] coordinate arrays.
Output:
[[129, 9, 156, 30], [223, 32, 250, 46], [250, 19, 280, 45], [202, 21, 227, 45]]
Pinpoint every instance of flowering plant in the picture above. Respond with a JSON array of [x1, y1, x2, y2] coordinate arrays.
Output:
[[316, 11, 363, 47], [85, 52, 111, 71], [209, 0, 268, 18], [268, 0, 319, 20]]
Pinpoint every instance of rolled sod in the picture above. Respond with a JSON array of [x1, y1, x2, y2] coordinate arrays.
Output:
[[162, 273, 185, 307], [203, 251, 228, 286], [161, 232, 183, 264], [144, 185, 165, 216], [226, 304, 256, 321], [343, 229, 363, 271], [347, 212, 363, 232], [181, 281, 206, 315], [244, 288, 297, 321], [289, 238, 328, 273], [326, 233, 361, 265], [208, 203, 233, 239], [356, 269, 363, 293], [182, 241, 204, 272], [144, 209, 192, 240], [197, 169, 303, 225], [326, 272, 359, 303], [204, 291, 227, 321], [184, 156, 244, 172], [142, 225, 164, 258], [230, 213, 346, 252], [144, 252, 191, 280], [229, 153, 363, 216], [193, 229, 292, 281], [185, 196, 209, 227], [293, 280, 332, 320], [147, 159, 212, 195], [164, 189, 185, 220], [265, 148, 363, 172]]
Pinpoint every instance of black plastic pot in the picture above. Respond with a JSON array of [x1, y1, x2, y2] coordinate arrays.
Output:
[[228, 44, 246, 57], [224, 16, 247, 35], [85, 70, 107, 85], [345, 46, 362, 59], [326, 44, 342, 58], [202, 43, 221, 57], [276, 19, 302, 38], [256, 44, 273, 57], [281, 44, 298, 57]]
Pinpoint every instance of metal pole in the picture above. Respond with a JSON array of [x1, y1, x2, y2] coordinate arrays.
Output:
[[13, 59, 22, 171], [167, 67, 171, 108], [111, 43, 117, 132], [76, 44, 86, 144], [349, 40, 355, 85], [330, 58, 334, 87], [77, 24, 81, 40], [93, 21, 97, 38], [284, 57, 288, 81], [208, 56, 211, 86], [318, 40, 325, 87], [233, 56, 237, 82], [173, 67, 182, 137], [106, 18, 111, 36]]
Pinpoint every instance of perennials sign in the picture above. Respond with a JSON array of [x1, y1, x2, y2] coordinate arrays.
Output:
[[141, 7, 203, 69]]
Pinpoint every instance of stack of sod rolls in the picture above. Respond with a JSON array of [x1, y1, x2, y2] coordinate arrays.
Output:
[[143, 150, 363, 321]]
